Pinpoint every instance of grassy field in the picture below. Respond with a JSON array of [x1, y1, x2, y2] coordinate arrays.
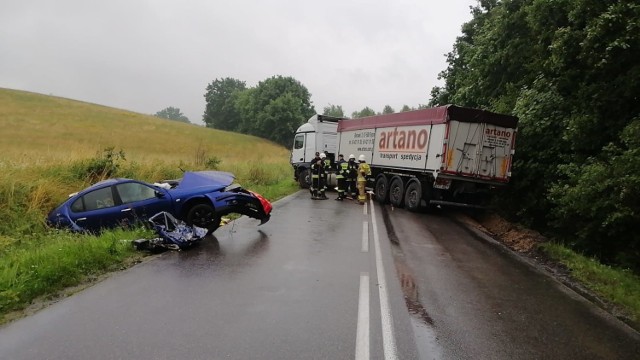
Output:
[[0, 88, 299, 323]]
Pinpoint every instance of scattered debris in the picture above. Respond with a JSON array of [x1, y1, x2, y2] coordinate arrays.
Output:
[[132, 212, 207, 252]]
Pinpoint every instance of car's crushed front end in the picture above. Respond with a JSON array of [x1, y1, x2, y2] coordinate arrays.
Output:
[[171, 171, 272, 227], [210, 184, 272, 225]]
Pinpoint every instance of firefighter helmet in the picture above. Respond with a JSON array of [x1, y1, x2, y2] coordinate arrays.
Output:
[[358, 154, 366, 161], [349, 154, 355, 160], [320, 153, 326, 159]]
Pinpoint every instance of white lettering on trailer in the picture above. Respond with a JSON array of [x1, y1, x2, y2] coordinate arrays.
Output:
[[372, 125, 431, 170]]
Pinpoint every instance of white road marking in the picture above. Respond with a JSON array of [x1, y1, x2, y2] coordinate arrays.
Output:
[[363, 202, 368, 215], [355, 273, 370, 360], [362, 221, 369, 253], [370, 198, 399, 360]]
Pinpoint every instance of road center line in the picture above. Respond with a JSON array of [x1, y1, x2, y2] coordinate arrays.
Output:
[[362, 221, 369, 252], [363, 202, 368, 215], [355, 272, 370, 360], [370, 199, 399, 360]]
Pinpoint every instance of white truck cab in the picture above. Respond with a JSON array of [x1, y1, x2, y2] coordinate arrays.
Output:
[[290, 114, 342, 187]]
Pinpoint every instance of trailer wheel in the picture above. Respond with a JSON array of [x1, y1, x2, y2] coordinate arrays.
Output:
[[404, 180, 422, 212], [375, 175, 389, 204], [389, 176, 404, 207], [297, 168, 310, 189]]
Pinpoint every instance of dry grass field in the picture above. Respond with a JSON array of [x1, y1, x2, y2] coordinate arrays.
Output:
[[0, 88, 290, 168]]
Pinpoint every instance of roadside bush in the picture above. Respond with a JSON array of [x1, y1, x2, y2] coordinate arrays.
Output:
[[549, 119, 640, 271], [70, 147, 126, 182], [205, 156, 221, 170]]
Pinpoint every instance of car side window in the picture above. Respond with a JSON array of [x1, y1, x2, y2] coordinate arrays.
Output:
[[116, 183, 156, 204], [71, 198, 84, 212], [83, 187, 115, 212]]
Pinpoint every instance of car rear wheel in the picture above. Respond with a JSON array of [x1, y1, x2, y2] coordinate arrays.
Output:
[[186, 203, 221, 235]]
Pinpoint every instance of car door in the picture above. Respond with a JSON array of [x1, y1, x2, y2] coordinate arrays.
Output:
[[69, 186, 121, 231], [114, 181, 173, 226]]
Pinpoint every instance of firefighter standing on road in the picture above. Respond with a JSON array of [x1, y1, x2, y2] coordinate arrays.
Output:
[[357, 154, 371, 205], [346, 154, 358, 199], [318, 153, 329, 199], [335, 154, 348, 200], [310, 152, 323, 199], [311, 152, 329, 200]]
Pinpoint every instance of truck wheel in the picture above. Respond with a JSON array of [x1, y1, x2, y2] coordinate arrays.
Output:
[[375, 175, 389, 204], [404, 181, 422, 212], [298, 169, 310, 189], [389, 176, 404, 207], [186, 204, 221, 235]]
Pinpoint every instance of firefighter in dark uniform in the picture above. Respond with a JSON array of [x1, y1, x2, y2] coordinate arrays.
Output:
[[346, 154, 358, 199], [311, 153, 328, 200], [317, 152, 328, 199], [310, 152, 322, 199], [335, 154, 348, 200]]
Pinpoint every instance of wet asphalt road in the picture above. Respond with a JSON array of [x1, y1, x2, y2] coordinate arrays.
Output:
[[383, 206, 640, 359], [0, 190, 639, 359]]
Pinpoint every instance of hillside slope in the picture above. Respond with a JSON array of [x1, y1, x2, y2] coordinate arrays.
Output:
[[0, 88, 290, 166]]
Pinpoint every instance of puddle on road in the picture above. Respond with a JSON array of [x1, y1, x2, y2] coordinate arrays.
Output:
[[381, 205, 442, 359]]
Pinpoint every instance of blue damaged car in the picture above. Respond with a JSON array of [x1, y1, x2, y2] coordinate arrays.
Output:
[[46, 171, 272, 234]]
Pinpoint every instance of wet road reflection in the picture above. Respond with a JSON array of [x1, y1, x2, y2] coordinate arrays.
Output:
[[380, 204, 640, 359]]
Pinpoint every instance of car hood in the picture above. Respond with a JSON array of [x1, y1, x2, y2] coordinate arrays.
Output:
[[176, 171, 235, 190]]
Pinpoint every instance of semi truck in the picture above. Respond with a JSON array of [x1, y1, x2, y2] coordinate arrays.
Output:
[[290, 105, 518, 209]]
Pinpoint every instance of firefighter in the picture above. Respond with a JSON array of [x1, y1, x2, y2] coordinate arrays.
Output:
[[357, 154, 371, 205], [309, 152, 328, 200], [346, 154, 358, 199], [317, 152, 329, 199], [335, 154, 348, 200], [310, 152, 323, 199]]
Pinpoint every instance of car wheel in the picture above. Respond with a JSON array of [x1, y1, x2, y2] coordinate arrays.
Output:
[[298, 168, 310, 189], [404, 180, 422, 212], [389, 176, 404, 208], [375, 175, 389, 204], [186, 204, 221, 235]]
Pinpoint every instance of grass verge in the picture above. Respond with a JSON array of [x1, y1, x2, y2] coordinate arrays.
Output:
[[541, 242, 640, 324], [0, 228, 151, 323]]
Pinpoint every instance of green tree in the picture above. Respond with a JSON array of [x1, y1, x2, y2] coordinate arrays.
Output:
[[430, 0, 640, 270], [351, 107, 376, 118], [549, 119, 640, 270], [400, 105, 413, 112], [203, 77, 246, 130], [235, 75, 315, 147], [323, 104, 345, 118], [382, 105, 395, 114], [155, 107, 190, 123]]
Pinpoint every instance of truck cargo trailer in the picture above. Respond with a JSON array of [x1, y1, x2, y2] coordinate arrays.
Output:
[[291, 105, 518, 210]]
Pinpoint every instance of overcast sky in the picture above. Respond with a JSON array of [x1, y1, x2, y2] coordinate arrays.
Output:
[[1, 0, 476, 124]]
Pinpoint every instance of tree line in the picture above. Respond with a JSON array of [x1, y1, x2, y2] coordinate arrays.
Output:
[[429, 0, 639, 271], [201, 76, 429, 147]]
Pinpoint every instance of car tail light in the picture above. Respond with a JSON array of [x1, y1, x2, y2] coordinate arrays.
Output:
[[249, 191, 272, 215]]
